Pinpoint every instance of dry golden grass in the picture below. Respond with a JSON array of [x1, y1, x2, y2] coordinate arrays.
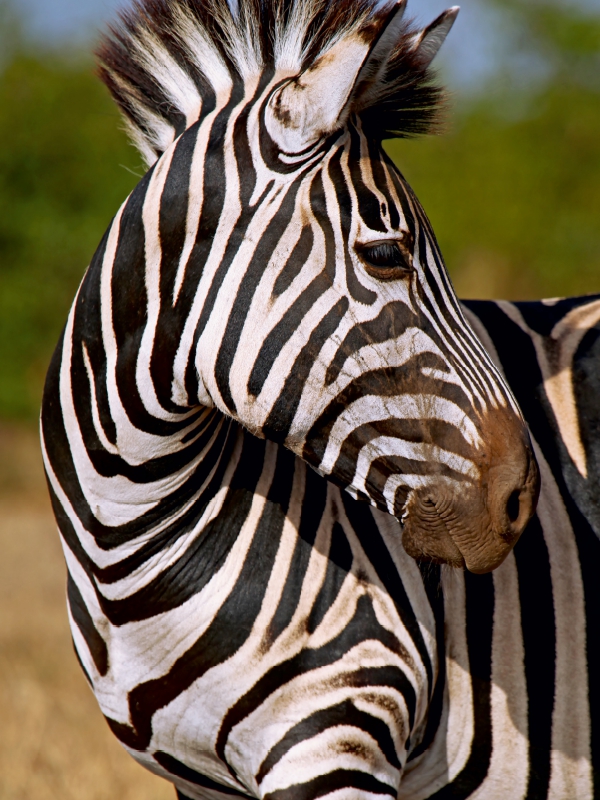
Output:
[[0, 424, 173, 800]]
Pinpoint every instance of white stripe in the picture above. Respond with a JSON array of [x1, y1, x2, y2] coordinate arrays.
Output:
[[467, 552, 529, 799], [353, 435, 479, 492], [319, 394, 481, 476], [139, 144, 199, 421], [172, 86, 234, 306], [399, 566, 474, 799], [532, 435, 592, 800]]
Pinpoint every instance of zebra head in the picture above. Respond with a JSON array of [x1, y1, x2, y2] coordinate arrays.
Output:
[[99, 0, 539, 573]]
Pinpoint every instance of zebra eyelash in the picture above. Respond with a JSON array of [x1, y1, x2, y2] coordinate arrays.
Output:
[[356, 239, 414, 281]]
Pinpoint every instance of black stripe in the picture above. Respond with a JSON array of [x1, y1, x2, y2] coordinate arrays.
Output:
[[214, 180, 301, 413], [263, 768, 396, 800], [329, 143, 376, 305], [348, 127, 387, 234], [110, 170, 173, 436], [183, 79, 246, 402], [380, 151, 416, 242], [272, 224, 314, 297], [152, 123, 201, 413], [67, 572, 108, 676], [265, 465, 328, 644], [306, 521, 353, 634], [342, 494, 435, 704], [263, 297, 349, 442], [155, 751, 251, 797], [215, 596, 417, 769], [248, 271, 332, 397], [71, 229, 117, 445], [517, 520, 555, 799], [325, 301, 416, 386], [406, 563, 445, 760], [256, 699, 402, 784], [428, 571, 495, 799]]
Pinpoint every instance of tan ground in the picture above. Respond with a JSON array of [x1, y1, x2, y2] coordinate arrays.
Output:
[[0, 424, 172, 800]]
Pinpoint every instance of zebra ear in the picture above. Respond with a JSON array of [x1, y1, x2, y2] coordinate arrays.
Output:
[[265, 0, 408, 154], [409, 6, 459, 69]]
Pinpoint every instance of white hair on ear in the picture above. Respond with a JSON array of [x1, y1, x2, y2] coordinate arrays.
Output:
[[266, 33, 372, 153]]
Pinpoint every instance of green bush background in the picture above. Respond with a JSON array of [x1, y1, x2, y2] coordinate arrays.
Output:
[[0, 0, 599, 420]]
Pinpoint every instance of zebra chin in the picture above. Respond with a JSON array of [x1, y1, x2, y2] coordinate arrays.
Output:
[[400, 418, 540, 574]]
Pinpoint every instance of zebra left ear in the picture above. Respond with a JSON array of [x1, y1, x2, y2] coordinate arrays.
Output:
[[265, 0, 408, 154]]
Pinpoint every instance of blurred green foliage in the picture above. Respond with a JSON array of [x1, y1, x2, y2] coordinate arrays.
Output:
[[0, 49, 139, 419], [387, 83, 600, 300], [387, 0, 600, 300], [0, 1, 599, 421]]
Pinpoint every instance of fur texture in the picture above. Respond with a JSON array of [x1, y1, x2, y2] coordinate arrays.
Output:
[[97, 0, 445, 165]]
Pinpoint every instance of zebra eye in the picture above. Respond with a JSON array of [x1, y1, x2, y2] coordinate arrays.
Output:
[[357, 240, 414, 281]]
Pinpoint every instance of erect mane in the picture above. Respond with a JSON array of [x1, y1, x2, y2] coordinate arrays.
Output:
[[97, 0, 445, 166]]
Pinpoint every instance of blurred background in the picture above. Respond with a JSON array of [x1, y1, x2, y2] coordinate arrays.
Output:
[[0, 0, 598, 797]]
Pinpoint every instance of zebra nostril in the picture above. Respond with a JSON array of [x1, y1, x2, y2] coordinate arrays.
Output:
[[506, 490, 520, 523]]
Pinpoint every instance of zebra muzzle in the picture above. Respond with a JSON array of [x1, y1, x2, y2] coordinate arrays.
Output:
[[401, 423, 540, 574]]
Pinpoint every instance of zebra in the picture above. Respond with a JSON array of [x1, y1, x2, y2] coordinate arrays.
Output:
[[37, 0, 571, 796], [449, 294, 600, 800]]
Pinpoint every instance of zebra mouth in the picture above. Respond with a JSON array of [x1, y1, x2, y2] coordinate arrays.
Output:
[[400, 467, 538, 573], [401, 489, 467, 570], [398, 411, 540, 573]]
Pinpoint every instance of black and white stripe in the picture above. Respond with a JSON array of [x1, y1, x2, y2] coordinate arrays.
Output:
[[43, 294, 600, 799], [38, 1, 593, 798], [401, 294, 600, 800]]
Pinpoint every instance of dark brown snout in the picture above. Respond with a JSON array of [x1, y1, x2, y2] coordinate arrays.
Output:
[[402, 411, 540, 574]]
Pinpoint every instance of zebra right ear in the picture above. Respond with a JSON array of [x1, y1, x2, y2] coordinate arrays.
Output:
[[265, 0, 408, 154], [409, 6, 460, 69]]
